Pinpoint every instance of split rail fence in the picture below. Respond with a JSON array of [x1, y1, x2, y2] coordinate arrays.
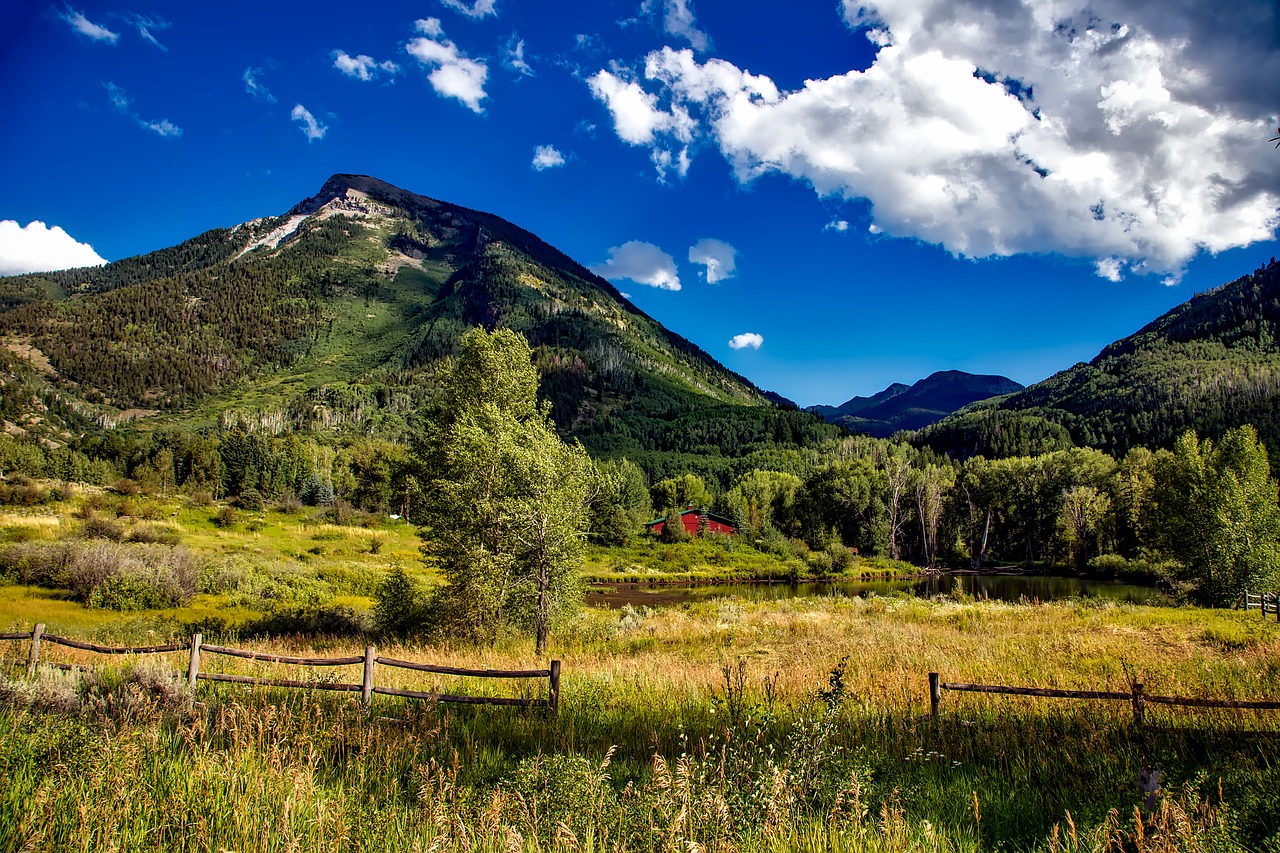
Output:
[[1234, 592, 1280, 620], [1, 624, 560, 715], [927, 672, 1280, 725]]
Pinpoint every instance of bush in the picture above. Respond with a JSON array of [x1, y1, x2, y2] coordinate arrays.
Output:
[[274, 492, 303, 514], [300, 473, 335, 507], [190, 489, 215, 507], [87, 574, 173, 610], [125, 523, 182, 546], [212, 506, 238, 528], [238, 488, 265, 511], [373, 565, 424, 638], [80, 513, 125, 542]]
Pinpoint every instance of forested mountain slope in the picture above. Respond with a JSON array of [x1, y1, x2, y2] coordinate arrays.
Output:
[[915, 258, 1280, 463], [0, 175, 839, 479]]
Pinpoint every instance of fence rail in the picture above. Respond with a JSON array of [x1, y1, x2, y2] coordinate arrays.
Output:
[[1, 624, 560, 715], [1234, 592, 1280, 619], [928, 672, 1280, 724]]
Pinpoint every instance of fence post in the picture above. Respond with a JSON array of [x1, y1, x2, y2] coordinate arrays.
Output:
[[362, 646, 376, 710], [28, 623, 44, 674], [929, 672, 941, 721], [1132, 682, 1145, 728], [187, 633, 202, 691], [549, 660, 561, 718]]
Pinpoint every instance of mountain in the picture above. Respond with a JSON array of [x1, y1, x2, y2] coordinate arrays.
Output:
[[808, 371, 1023, 437], [0, 174, 841, 482], [914, 258, 1280, 462]]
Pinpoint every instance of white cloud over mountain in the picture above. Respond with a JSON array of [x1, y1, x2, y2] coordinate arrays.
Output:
[[407, 18, 489, 113], [291, 104, 327, 141], [0, 221, 107, 276], [591, 0, 1280, 278], [531, 145, 566, 170], [688, 238, 736, 283], [590, 241, 681, 290], [728, 332, 763, 350]]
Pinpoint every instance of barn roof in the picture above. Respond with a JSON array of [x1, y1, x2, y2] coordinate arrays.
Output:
[[643, 507, 737, 528]]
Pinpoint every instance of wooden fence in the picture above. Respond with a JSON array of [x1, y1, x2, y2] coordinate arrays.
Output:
[[928, 672, 1280, 725], [1, 624, 560, 715], [1234, 592, 1280, 620]]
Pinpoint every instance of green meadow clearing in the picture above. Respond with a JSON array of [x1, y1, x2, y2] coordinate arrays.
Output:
[[0, 488, 1277, 852]]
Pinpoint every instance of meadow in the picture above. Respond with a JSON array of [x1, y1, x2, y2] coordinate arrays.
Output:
[[0, 486, 1277, 851]]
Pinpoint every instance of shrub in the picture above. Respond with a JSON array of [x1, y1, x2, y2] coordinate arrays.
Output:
[[88, 574, 173, 610], [111, 479, 140, 497], [80, 512, 125, 542], [125, 523, 182, 546], [238, 488, 265, 511], [189, 489, 215, 507], [274, 492, 303, 514], [373, 565, 424, 638], [212, 506, 238, 528]]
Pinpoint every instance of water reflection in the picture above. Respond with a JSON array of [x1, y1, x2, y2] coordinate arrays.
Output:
[[585, 574, 1168, 609]]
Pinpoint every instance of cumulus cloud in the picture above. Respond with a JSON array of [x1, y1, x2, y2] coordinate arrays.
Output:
[[688, 237, 736, 283], [590, 241, 681, 290], [824, 219, 850, 233], [407, 18, 489, 113], [291, 104, 327, 141], [728, 332, 763, 350], [0, 221, 108, 276], [441, 0, 497, 19], [531, 145, 566, 171], [333, 50, 400, 81], [590, 0, 1280, 279], [243, 66, 275, 102], [505, 36, 533, 76], [587, 67, 695, 180], [59, 7, 118, 43], [126, 13, 170, 50]]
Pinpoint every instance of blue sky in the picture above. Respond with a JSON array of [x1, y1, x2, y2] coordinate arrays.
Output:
[[1, 0, 1277, 406]]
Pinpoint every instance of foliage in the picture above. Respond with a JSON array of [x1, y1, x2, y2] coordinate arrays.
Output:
[[372, 565, 425, 638], [417, 327, 591, 652], [1143, 425, 1280, 605]]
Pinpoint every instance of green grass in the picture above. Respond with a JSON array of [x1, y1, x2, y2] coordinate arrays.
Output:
[[0, 596, 1276, 851]]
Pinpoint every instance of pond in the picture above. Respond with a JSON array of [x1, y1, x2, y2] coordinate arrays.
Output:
[[585, 573, 1169, 609]]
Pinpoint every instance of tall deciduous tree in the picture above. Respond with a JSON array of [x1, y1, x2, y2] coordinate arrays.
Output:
[[418, 327, 590, 653], [1145, 426, 1280, 605]]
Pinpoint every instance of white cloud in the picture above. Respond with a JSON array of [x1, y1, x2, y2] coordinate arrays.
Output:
[[126, 14, 170, 50], [333, 50, 400, 82], [441, 0, 497, 19], [407, 18, 489, 113], [587, 67, 696, 180], [291, 104, 328, 141], [688, 237, 736, 283], [590, 0, 1280, 278], [590, 241, 681, 290], [1094, 257, 1123, 282], [0, 220, 108, 276], [105, 82, 181, 138], [661, 0, 710, 52], [60, 7, 118, 43], [243, 66, 275, 102], [505, 36, 533, 76], [143, 118, 182, 137], [824, 219, 850, 233], [531, 145, 566, 171], [728, 332, 763, 350], [105, 81, 130, 111]]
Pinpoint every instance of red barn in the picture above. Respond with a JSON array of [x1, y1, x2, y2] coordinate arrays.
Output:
[[644, 507, 737, 537]]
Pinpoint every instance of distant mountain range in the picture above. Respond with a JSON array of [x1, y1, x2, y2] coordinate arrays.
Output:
[[808, 371, 1024, 437], [914, 257, 1280, 463], [2, 173, 1278, 476]]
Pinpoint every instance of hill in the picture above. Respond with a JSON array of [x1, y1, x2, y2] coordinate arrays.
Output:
[[809, 371, 1023, 437], [0, 174, 840, 482], [915, 258, 1280, 462]]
